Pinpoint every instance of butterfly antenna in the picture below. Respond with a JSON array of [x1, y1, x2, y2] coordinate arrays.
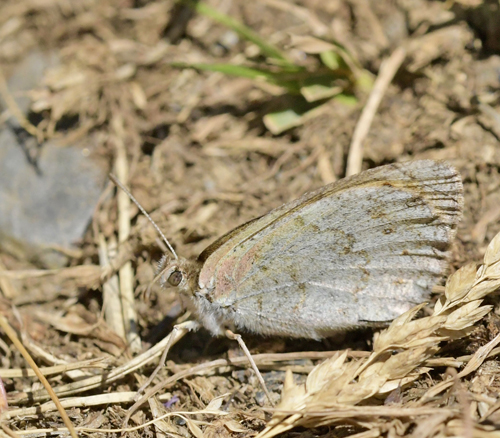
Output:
[[109, 174, 178, 260]]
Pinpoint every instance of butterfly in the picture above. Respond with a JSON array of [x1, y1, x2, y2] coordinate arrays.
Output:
[[155, 159, 463, 340]]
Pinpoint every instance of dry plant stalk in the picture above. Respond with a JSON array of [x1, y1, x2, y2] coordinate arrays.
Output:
[[257, 231, 500, 438]]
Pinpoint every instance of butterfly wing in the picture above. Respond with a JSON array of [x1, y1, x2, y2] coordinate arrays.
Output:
[[197, 160, 463, 339]]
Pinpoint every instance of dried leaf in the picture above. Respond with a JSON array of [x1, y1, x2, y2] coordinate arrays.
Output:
[[458, 332, 500, 378], [483, 231, 500, 266], [481, 261, 500, 280], [379, 347, 438, 379], [433, 295, 446, 314], [336, 373, 387, 404], [379, 369, 431, 393], [444, 262, 477, 303], [403, 335, 448, 350], [277, 369, 307, 411], [374, 316, 446, 352], [224, 419, 248, 433], [444, 301, 490, 330], [467, 279, 500, 301], [388, 303, 427, 328], [359, 360, 387, 380], [306, 350, 348, 393], [320, 360, 363, 400], [205, 396, 224, 412], [184, 416, 204, 438]]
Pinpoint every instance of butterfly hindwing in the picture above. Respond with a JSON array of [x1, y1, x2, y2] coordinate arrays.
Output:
[[197, 160, 463, 338]]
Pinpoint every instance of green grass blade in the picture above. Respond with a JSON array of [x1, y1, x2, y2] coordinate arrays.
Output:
[[182, 0, 291, 64], [264, 94, 357, 134], [170, 61, 303, 93]]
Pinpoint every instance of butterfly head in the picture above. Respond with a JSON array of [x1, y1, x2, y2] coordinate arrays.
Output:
[[156, 253, 202, 296], [108, 175, 204, 298]]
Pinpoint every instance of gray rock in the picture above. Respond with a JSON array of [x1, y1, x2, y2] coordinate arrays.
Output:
[[0, 129, 106, 267], [0, 50, 59, 118], [0, 49, 105, 268]]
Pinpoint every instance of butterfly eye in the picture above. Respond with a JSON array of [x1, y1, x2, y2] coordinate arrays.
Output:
[[168, 271, 183, 286]]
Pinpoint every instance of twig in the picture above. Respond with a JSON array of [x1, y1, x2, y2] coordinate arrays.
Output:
[[99, 234, 126, 339], [112, 115, 141, 353], [5, 391, 139, 418], [23, 320, 189, 402], [0, 357, 107, 378], [0, 316, 78, 438], [346, 47, 406, 176]]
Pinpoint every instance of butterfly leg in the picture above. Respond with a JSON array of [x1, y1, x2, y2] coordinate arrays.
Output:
[[225, 329, 274, 406], [136, 320, 201, 399]]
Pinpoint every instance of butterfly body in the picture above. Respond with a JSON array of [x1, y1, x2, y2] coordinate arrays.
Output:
[[159, 160, 463, 339]]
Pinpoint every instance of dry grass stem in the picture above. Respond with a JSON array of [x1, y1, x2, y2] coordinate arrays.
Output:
[[99, 234, 126, 339], [7, 406, 229, 437], [0, 316, 78, 438], [113, 118, 141, 353], [346, 47, 406, 176], [0, 357, 107, 378], [14, 321, 189, 403]]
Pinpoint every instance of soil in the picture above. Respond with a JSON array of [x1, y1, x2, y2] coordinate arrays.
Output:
[[1, 0, 500, 437]]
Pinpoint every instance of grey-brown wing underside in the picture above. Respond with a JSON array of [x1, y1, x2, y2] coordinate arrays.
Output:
[[201, 160, 463, 339]]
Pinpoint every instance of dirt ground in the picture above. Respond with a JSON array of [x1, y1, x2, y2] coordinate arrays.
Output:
[[1, 0, 500, 437]]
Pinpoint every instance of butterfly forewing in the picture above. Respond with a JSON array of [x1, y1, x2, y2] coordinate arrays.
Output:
[[198, 160, 463, 339]]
